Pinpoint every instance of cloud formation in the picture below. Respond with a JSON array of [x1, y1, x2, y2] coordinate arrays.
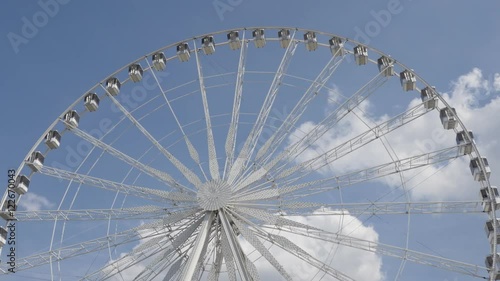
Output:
[[289, 68, 500, 201], [239, 210, 383, 281], [18, 192, 54, 211]]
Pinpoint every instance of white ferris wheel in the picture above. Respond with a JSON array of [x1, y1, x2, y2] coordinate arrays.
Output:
[[0, 27, 498, 281]]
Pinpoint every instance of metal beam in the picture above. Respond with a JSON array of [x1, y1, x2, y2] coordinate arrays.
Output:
[[179, 211, 215, 281], [219, 210, 252, 281]]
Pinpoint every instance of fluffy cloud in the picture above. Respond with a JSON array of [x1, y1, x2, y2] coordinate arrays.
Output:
[[104, 228, 166, 281], [288, 68, 500, 201], [239, 211, 383, 281], [18, 192, 54, 211], [494, 73, 500, 92], [98, 211, 382, 281]]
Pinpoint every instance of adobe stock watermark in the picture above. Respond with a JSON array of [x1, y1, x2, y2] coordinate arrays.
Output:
[[51, 71, 170, 174], [7, 0, 71, 54], [352, 0, 411, 46], [213, 0, 243, 21]]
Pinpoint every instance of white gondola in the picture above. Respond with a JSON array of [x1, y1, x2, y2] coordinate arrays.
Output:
[[304, 31, 318, 51], [278, 29, 291, 48], [470, 157, 491, 181], [481, 186, 500, 212], [485, 254, 500, 280], [128, 64, 143, 82], [84, 93, 100, 112], [329, 37, 345, 57], [421, 86, 438, 109], [400, 69, 416, 91], [485, 219, 500, 245], [252, 29, 266, 48], [227, 31, 241, 50], [177, 43, 190, 62], [377, 56, 394, 77], [456, 130, 474, 155], [152, 52, 167, 71], [353, 45, 368, 65], [0, 199, 16, 220], [201, 36, 215, 55], [26, 151, 44, 172], [13, 175, 29, 195], [439, 107, 456, 130], [63, 110, 80, 128], [105, 77, 121, 96], [0, 227, 7, 247], [44, 130, 61, 149]]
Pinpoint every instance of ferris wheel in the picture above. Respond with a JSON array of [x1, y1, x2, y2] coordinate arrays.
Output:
[[0, 27, 498, 281]]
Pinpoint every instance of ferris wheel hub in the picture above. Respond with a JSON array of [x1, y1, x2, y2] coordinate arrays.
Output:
[[197, 179, 232, 211]]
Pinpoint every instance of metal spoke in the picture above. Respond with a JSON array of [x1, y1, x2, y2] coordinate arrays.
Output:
[[80, 232, 169, 281], [6, 205, 177, 222], [264, 224, 487, 278], [135, 222, 208, 281], [233, 70, 388, 195], [193, 40, 220, 180], [247, 189, 483, 280], [227, 210, 293, 281], [236, 145, 466, 201], [132, 250, 182, 281], [134, 254, 184, 281], [3, 210, 199, 274], [89, 235, 176, 281], [274, 101, 432, 182], [244, 255, 261, 281], [219, 210, 253, 281], [255, 51, 346, 165], [143, 58, 204, 170], [101, 84, 203, 188], [179, 211, 215, 280], [224, 33, 248, 180], [255, 231, 355, 281], [276, 69, 388, 164], [38, 165, 196, 204], [288, 81, 382, 165], [65, 123, 193, 193], [233, 206, 319, 231], [121, 217, 202, 281], [227, 31, 297, 185], [278, 200, 483, 216], [207, 237, 223, 281], [162, 257, 185, 281], [82, 214, 203, 281], [220, 227, 238, 281]]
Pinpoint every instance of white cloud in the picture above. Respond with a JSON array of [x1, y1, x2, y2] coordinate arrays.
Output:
[[18, 192, 54, 211], [327, 84, 345, 106], [288, 68, 500, 201], [97, 211, 382, 281], [494, 73, 500, 92], [239, 210, 383, 281], [104, 228, 164, 281]]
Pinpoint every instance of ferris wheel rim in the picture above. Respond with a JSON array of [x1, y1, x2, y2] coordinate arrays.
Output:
[[9, 26, 486, 181], [2, 27, 496, 280]]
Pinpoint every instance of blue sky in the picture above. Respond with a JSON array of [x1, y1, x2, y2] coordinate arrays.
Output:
[[0, 1, 500, 280], [1, 1, 499, 173]]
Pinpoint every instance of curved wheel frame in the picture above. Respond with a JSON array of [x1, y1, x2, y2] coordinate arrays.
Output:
[[0, 27, 496, 281]]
